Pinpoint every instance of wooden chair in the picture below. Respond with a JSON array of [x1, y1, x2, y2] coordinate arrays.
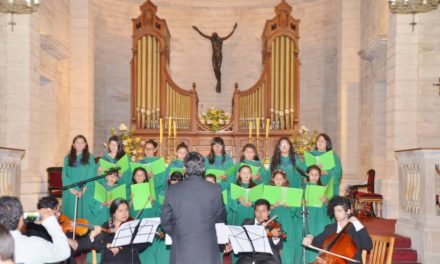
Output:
[[362, 235, 395, 264], [354, 169, 384, 218]]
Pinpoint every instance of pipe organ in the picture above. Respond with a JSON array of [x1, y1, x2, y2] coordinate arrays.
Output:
[[131, 0, 300, 159]]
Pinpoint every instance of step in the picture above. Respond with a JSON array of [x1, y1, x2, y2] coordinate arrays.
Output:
[[393, 248, 418, 262], [393, 234, 412, 248]]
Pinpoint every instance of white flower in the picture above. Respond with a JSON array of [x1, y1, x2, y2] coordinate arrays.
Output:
[[119, 123, 128, 131], [219, 119, 225, 125], [300, 125, 308, 132], [207, 120, 212, 124]]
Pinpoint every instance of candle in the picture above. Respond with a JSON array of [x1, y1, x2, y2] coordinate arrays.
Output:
[[159, 118, 163, 144], [256, 118, 260, 138], [168, 117, 172, 137], [265, 119, 270, 138], [249, 121, 253, 138], [173, 120, 177, 138]]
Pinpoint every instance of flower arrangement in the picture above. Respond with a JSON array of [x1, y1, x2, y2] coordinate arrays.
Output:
[[291, 125, 318, 155], [106, 123, 145, 161], [200, 106, 231, 131]]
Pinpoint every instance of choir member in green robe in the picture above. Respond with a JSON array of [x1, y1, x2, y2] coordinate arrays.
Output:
[[269, 169, 299, 264], [205, 137, 235, 191], [139, 139, 167, 196], [305, 165, 332, 263], [238, 143, 269, 184], [269, 137, 306, 264], [62, 135, 96, 220], [164, 142, 188, 186], [89, 170, 125, 226], [205, 174, 228, 264], [311, 133, 343, 196], [229, 165, 256, 263], [129, 167, 169, 264], [98, 135, 131, 185]]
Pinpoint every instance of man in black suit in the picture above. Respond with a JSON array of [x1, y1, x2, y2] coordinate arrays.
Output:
[[236, 199, 283, 264], [161, 151, 226, 264]]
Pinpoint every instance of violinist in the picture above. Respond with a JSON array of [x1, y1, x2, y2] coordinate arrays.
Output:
[[71, 198, 150, 263], [235, 199, 282, 264], [302, 196, 372, 264]]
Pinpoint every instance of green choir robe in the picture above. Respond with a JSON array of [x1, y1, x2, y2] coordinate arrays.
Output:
[[89, 180, 125, 226], [228, 183, 255, 264], [164, 159, 184, 185], [130, 186, 169, 264], [204, 154, 235, 191], [99, 152, 132, 186], [61, 153, 96, 220], [310, 150, 343, 195], [237, 159, 270, 185], [269, 155, 307, 264], [139, 156, 167, 198], [271, 203, 300, 264], [305, 182, 333, 263]]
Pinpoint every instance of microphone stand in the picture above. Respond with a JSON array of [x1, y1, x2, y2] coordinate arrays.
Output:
[[55, 168, 119, 240], [295, 165, 310, 264]]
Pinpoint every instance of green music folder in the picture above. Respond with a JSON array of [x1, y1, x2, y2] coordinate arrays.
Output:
[[305, 185, 326, 207], [304, 150, 335, 171], [222, 190, 228, 205], [94, 182, 126, 205], [262, 185, 303, 207], [230, 183, 263, 202], [99, 154, 130, 175], [131, 183, 152, 210], [205, 169, 226, 183]]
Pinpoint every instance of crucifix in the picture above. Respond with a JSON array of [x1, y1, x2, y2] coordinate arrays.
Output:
[[193, 23, 238, 93]]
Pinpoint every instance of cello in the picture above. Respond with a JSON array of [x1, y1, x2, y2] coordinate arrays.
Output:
[[308, 222, 360, 264]]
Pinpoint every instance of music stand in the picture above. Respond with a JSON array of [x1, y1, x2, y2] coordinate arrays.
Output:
[[226, 225, 273, 256]]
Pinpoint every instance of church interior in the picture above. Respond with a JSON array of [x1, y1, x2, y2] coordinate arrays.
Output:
[[1, 0, 440, 263]]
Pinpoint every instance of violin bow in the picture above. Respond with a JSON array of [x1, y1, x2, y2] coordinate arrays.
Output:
[[305, 245, 360, 263], [262, 215, 278, 227]]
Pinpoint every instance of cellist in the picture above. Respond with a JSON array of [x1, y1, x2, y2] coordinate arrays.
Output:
[[302, 196, 372, 264]]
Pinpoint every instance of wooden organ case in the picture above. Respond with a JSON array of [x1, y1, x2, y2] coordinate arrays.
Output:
[[130, 0, 300, 160]]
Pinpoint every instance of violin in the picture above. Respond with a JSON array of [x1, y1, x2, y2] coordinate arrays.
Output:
[[266, 219, 287, 240], [59, 215, 113, 236], [310, 222, 358, 264], [262, 215, 287, 241]]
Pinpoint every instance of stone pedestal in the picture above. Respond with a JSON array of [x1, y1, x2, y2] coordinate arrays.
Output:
[[395, 148, 440, 264], [0, 147, 25, 197]]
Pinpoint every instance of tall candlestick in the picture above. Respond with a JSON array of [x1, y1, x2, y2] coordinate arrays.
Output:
[[173, 120, 177, 138], [265, 119, 270, 138], [159, 118, 163, 144], [168, 117, 172, 137], [256, 118, 260, 138], [249, 121, 253, 139]]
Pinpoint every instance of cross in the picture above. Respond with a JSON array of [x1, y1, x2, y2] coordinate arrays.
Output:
[[433, 77, 440, 95], [8, 13, 16, 32], [410, 13, 417, 32]]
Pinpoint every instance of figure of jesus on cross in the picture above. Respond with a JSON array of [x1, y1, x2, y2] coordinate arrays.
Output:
[[193, 23, 238, 93]]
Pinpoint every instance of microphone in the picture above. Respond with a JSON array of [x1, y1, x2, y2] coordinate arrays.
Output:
[[295, 166, 309, 179]]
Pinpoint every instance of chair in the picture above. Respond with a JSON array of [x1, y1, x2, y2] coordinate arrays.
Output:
[[47, 167, 63, 198], [354, 169, 384, 218], [362, 235, 395, 264]]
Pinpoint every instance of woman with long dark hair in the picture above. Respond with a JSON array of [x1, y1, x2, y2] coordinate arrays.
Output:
[[204, 137, 235, 190], [269, 136, 305, 263], [310, 133, 343, 196], [139, 139, 167, 195], [98, 135, 131, 185], [61, 135, 96, 219]]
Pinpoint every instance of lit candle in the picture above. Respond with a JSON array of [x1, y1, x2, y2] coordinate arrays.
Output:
[[265, 119, 270, 138], [249, 121, 253, 139], [159, 118, 163, 144], [256, 118, 260, 138], [168, 117, 172, 137], [173, 120, 177, 138]]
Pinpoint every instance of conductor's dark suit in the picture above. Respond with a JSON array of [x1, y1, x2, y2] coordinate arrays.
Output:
[[160, 175, 226, 264]]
